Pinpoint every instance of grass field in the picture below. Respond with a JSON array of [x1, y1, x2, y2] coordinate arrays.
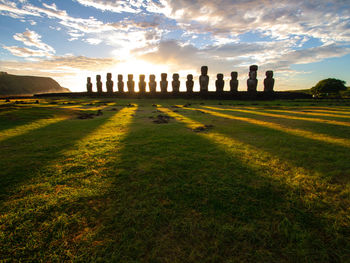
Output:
[[0, 98, 349, 262]]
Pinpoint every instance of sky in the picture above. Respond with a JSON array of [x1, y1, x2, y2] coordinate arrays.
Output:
[[0, 0, 350, 92]]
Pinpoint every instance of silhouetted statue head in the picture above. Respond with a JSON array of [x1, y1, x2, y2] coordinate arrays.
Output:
[[128, 74, 133, 81], [161, 73, 167, 81], [149, 74, 156, 81], [107, 73, 112, 80], [87, 77, 91, 83], [217, 73, 224, 80], [266, 70, 273, 78], [250, 65, 258, 72], [187, 74, 193, 81], [118, 74, 123, 81], [96, 75, 101, 81], [173, 73, 179, 81], [201, 66, 208, 75], [139, 74, 145, 81], [231, 71, 238, 80]]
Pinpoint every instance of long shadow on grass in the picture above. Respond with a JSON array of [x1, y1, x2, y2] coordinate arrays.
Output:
[[0, 109, 120, 200], [181, 107, 350, 183], [78, 106, 347, 262], [0, 106, 62, 132]]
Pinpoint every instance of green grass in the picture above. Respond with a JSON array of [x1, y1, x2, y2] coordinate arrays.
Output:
[[0, 98, 349, 262]]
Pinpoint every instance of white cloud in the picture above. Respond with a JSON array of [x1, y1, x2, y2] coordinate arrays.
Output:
[[84, 38, 102, 45]]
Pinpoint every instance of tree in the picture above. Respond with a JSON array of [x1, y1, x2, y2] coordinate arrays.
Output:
[[311, 78, 347, 97]]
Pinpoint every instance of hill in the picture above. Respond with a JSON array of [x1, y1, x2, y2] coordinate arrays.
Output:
[[0, 72, 69, 95]]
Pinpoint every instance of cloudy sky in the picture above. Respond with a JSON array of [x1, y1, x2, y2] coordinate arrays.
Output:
[[1, 0, 350, 92]]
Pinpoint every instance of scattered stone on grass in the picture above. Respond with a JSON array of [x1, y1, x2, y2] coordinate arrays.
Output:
[[5, 99, 10, 102], [96, 109, 103, 116], [171, 105, 180, 108], [109, 108, 117, 111], [183, 103, 191, 107], [152, 104, 157, 107], [218, 102, 223, 105], [192, 124, 214, 132], [173, 110, 179, 112], [200, 102, 205, 105], [196, 110, 205, 114], [77, 112, 95, 119], [153, 114, 173, 124]]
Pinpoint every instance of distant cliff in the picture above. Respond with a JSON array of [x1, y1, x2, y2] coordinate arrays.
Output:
[[0, 72, 70, 95]]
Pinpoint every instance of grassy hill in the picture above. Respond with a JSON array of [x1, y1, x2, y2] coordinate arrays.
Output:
[[0, 98, 349, 262], [0, 72, 69, 95]]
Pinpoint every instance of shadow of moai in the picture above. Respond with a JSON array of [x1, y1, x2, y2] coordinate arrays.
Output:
[[264, 71, 275, 93], [199, 66, 209, 93], [118, 74, 124, 93], [139, 74, 146, 94], [230, 72, 238, 93], [186, 74, 194, 93], [160, 73, 168, 94], [96, 75, 103, 93], [86, 77, 92, 93], [172, 73, 180, 94], [216, 73, 224, 93], [106, 73, 114, 93], [127, 74, 135, 93], [149, 74, 157, 94]]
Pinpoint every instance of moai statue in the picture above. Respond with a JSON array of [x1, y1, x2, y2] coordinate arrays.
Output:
[[172, 73, 180, 93], [160, 73, 168, 93], [149, 74, 157, 93], [96, 75, 102, 93], [264, 71, 275, 93], [186, 74, 194, 93], [247, 65, 258, 92], [127, 74, 135, 93], [118, 74, 124, 92], [199, 66, 209, 92], [106, 73, 114, 93], [230, 71, 239, 92], [139, 74, 146, 93], [215, 73, 224, 92], [86, 77, 93, 93]]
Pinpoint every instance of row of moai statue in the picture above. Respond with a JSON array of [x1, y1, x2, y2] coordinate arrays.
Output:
[[86, 65, 275, 94]]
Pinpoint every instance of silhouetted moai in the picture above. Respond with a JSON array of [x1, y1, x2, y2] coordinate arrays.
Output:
[[199, 66, 209, 92], [247, 65, 258, 92], [215, 73, 224, 92], [96, 75, 102, 93], [127, 74, 135, 93], [149, 74, 157, 93], [106, 73, 114, 93], [160, 73, 168, 93], [264, 71, 275, 93], [139, 74, 146, 94], [86, 77, 92, 93], [186, 74, 194, 93], [172, 73, 180, 93], [230, 71, 238, 92], [118, 74, 124, 92]]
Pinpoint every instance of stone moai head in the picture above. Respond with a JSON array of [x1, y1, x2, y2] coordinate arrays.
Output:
[[139, 74, 145, 81], [250, 65, 258, 72], [161, 73, 167, 81], [266, 71, 273, 78], [107, 73, 112, 80], [150, 74, 156, 82], [201, 66, 208, 75], [173, 73, 179, 81], [217, 73, 224, 80], [128, 74, 133, 81], [118, 74, 123, 81], [87, 77, 91, 83], [187, 74, 193, 81], [231, 71, 238, 80], [96, 75, 101, 82]]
